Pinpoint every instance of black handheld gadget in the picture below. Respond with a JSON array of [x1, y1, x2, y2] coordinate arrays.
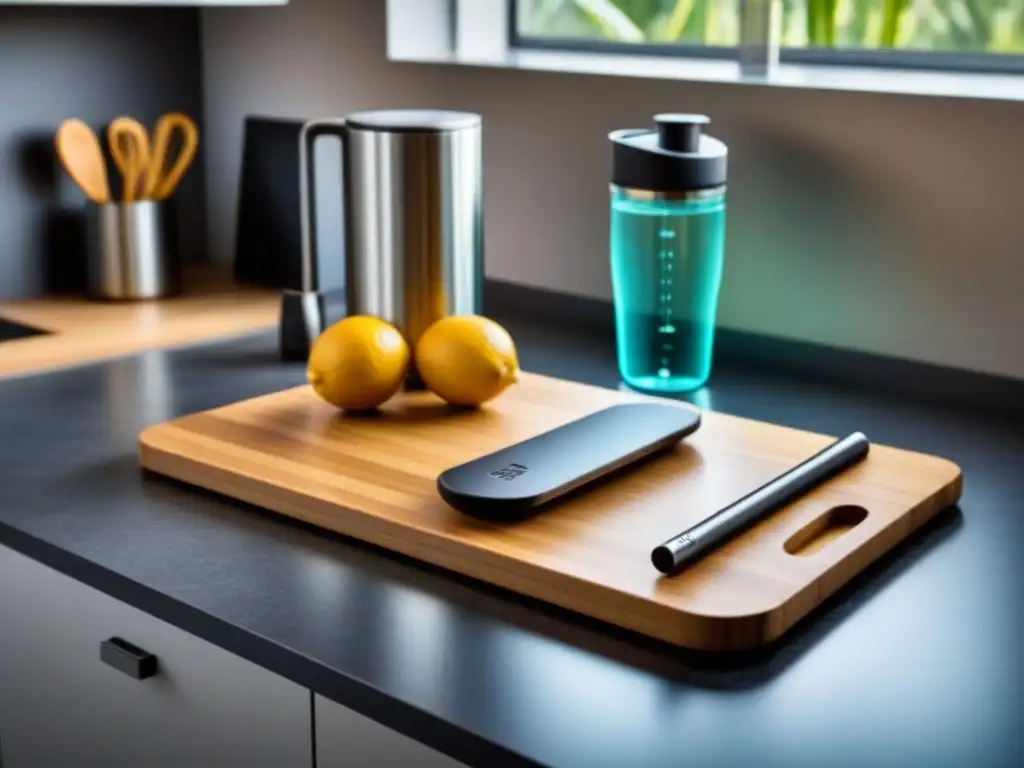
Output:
[[437, 403, 701, 520]]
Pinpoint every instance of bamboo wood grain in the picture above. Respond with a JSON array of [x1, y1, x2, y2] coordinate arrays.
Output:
[[139, 374, 963, 651], [0, 273, 278, 379]]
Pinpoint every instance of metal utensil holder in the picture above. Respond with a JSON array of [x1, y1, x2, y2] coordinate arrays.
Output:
[[87, 201, 180, 300]]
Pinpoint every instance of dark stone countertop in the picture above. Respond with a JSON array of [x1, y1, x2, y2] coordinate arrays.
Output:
[[0, 315, 1020, 768]]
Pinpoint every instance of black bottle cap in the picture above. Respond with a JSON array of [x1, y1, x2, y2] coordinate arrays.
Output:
[[610, 113, 727, 193]]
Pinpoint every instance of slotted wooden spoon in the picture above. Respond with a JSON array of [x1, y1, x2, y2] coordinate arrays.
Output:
[[145, 112, 198, 200], [107, 116, 151, 203]]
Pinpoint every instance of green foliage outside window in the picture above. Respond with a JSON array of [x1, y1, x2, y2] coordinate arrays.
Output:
[[516, 0, 1024, 53]]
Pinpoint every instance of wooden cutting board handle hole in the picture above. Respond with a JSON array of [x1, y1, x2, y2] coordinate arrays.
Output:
[[784, 505, 869, 556]]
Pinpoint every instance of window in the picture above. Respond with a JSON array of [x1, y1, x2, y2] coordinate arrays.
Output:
[[513, 1, 1024, 72]]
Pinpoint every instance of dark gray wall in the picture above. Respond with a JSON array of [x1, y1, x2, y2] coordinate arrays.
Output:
[[0, 6, 204, 300], [201, 0, 1024, 381]]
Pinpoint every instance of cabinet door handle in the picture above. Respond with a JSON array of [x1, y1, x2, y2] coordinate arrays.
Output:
[[100, 637, 159, 680]]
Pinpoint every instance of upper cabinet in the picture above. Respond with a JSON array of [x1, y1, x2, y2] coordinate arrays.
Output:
[[0, 1, 288, 6]]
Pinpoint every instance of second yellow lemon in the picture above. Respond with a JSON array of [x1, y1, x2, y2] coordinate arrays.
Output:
[[307, 315, 409, 411], [415, 316, 519, 407]]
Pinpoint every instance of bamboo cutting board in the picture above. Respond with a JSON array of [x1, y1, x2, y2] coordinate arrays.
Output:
[[139, 373, 962, 651]]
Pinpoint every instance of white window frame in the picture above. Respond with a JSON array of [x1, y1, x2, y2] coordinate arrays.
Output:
[[387, 0, 1024, 103]]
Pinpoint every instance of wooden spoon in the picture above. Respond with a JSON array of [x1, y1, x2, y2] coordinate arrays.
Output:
[[107, 116, 151, 204], [145, 112, 199, 200], [55, 118, 110, 204]]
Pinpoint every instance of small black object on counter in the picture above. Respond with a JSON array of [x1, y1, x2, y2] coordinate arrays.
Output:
[[0, 317, 49, 344]]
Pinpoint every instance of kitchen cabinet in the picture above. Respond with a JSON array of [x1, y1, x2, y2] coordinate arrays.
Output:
[[0, 2, 288, 7], [315, 693, 466, 768], [0, 545, 311, 768]]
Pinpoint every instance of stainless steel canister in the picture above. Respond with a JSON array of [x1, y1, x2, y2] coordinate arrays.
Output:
[[286, 110, 484, 366], [87, 201, 179, 300]]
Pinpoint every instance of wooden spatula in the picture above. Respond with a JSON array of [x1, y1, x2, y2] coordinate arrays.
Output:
[[55, 118, 110, 204], [145, 112, 199, 200], [107, 116, 151, 204]]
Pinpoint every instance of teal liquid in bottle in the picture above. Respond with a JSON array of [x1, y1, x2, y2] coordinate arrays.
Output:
[[608, 114, 728, 394], [611, 189, 725, 392]]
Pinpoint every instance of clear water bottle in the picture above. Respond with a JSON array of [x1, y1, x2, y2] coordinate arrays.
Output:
[[609, 114, 727, 394]]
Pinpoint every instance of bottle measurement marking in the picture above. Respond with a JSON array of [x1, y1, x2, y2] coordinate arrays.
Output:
[[657, 223, 676, 378]]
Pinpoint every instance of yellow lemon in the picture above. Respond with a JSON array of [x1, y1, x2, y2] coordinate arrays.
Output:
[[415, 315, 519, 407], [307, 316, 409, 411]]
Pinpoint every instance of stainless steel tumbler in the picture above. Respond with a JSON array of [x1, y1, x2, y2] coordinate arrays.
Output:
[[87, 201, 178, 300], [284, 109, 484, 366]]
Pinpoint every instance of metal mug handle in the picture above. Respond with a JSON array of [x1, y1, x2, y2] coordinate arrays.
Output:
[[281, 120, 349, 362], [297, 119, 348, 296]]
